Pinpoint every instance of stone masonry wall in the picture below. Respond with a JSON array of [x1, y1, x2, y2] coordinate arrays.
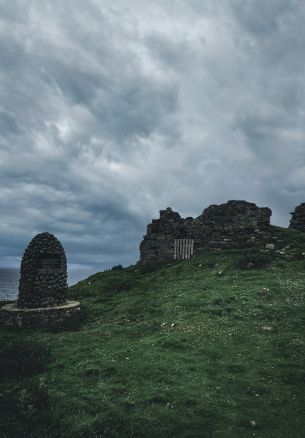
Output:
[[139, 201, 272, 265], [0, 301, 81, 329], [139, 208, 188, 265], [289, 203, 305, 232], [17, 232, 68, 308]]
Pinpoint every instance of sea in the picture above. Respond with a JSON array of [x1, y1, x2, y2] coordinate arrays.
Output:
[[0, 268, 95, 301]]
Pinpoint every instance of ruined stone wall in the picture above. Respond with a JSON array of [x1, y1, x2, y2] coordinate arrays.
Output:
[[139, 201, 272, 265], [17, 232, 68, 308], [139, 208, 189, 265], [193, 200, 272, 250], [289, 203, 305, 232]]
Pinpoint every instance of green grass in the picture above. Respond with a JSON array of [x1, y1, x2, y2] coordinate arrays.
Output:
[[1, 225, 305, 437]]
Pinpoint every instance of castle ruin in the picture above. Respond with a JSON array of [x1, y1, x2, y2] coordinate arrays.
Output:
[[139, 200, 272, 265]]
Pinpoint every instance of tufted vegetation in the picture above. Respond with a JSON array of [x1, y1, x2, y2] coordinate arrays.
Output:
[[1, 225, 305, 437]]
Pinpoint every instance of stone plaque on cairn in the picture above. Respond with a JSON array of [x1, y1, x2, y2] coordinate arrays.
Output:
[[0, 232, 81, 329]]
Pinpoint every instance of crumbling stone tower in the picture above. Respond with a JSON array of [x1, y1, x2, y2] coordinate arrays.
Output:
[[289, 203, 305, 232]]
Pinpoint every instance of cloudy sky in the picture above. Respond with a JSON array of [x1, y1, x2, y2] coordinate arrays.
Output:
[[1, 0, 305, 270]]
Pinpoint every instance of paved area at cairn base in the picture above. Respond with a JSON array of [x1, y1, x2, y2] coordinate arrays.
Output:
[[0, 300, 81, 328]]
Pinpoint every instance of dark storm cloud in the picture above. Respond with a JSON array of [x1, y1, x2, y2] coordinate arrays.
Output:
[[1, 0, 305, 268]]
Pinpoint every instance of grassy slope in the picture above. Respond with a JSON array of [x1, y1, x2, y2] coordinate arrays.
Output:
[[1, 226, 305, 438]]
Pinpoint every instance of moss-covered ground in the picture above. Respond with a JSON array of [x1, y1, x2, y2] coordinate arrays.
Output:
[[1, 226, 305, 437]]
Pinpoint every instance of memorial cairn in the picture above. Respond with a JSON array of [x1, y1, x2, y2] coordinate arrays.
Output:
[[0, 232, 81, 328]]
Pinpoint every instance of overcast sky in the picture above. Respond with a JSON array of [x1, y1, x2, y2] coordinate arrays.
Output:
[[1, 0, 305, 270]]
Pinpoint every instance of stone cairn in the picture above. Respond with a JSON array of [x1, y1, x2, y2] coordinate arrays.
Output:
[[18, 232, 68, 308], [1, 232, 81, 329], [140, 200, 272, 265], [289, 203, 305, 232]]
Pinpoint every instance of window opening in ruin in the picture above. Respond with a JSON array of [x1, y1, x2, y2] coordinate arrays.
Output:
[[174, 239, 194, 260], [36, 253, 61, 269]]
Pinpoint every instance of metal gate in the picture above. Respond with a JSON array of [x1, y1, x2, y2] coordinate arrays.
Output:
[[174, 239, 194, 260]]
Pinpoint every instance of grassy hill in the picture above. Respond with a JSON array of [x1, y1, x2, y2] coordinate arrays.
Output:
[[1, 226, 305, 437]]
